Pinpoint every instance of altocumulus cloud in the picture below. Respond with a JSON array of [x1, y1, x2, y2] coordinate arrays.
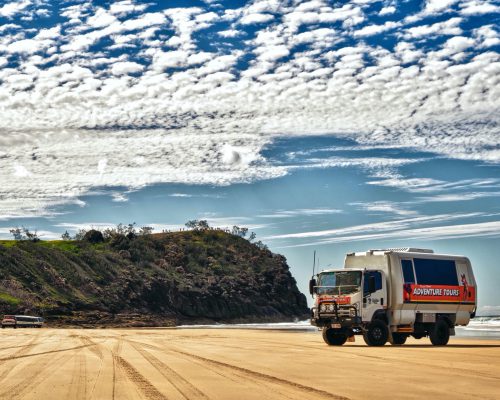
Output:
[[0, 0, 499, 217]]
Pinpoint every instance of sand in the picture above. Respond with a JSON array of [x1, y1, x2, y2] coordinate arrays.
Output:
[[0, 328, 498, 400]]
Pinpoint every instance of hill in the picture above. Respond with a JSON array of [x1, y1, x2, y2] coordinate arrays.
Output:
[[0, 230, 308, 327]]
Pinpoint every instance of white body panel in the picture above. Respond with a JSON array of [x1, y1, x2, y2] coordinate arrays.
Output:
[[343, 250, 477, 329]]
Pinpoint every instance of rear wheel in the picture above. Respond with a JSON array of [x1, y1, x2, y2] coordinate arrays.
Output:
[[363, 320, 389, 346], [322, 327, 348, 346], [389, 333, 408, 345], [429, 319, 450, 346]]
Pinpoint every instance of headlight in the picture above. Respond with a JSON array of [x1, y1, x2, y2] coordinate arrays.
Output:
[[320, 303, 334, 312]]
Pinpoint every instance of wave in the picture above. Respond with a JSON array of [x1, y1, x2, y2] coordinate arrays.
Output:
[[462, 316, 500, 332], [179, 317, 500, 337]]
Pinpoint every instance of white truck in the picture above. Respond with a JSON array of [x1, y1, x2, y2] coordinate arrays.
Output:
[[309, 248, 477, 346]]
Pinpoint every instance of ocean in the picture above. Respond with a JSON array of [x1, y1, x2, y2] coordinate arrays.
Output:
[[180, 317, 500, 339]]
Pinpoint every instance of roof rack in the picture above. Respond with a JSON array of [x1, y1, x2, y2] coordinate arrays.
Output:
[[369, 248, 434, 253]]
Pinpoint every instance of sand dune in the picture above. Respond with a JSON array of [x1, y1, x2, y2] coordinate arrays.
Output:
[[0, 328, 498, 399]]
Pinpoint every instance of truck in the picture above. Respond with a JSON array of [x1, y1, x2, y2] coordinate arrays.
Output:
[[309, 248, 477, 346]]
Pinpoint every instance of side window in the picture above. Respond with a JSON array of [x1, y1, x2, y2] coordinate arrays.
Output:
[[401, 260, 415, 284], [363, 271, 382, 295], [414, 258, 458, 285]]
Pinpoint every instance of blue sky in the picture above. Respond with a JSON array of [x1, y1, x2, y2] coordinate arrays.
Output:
[[0, 0, 499, 313]]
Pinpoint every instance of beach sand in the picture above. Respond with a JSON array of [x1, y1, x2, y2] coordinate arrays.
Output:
[[0, 328, 498, 400]]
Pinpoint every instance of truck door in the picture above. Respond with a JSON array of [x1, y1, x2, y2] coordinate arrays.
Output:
[[362, 270, 386, 322]]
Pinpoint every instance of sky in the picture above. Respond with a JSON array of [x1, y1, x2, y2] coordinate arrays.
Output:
[[0, 0, 499, 314]]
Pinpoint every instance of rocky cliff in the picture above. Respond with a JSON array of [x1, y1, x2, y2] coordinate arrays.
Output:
[[0, 230, 308, 327]]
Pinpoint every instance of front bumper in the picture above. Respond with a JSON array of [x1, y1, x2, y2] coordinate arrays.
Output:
[[310, 305, 361, 328]]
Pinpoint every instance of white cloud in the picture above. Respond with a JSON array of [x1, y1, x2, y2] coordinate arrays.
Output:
[[0, 0, 31, 18], [110, 61, 144, 75], [460, 1, 500, 15], [111, 192, 129, 202], [240, 13, 274, 25], [424, 0, 459, 14], [444, 36, 476, 52], [354, 21, 400, 37], [403, 17, 462, 39], [352, 201, 418, 216], [379, 6, 396, 16], [0, 1, 499, 219], [266, 213, 485, 240], [86, 8, 117, 28], [218, 29, 241, 38], [13, 164, 31, 177], [109, 1, 149, 16], [258, 208, 343, 218], [281, 220, 500, 247], [169, 193, 193, 198]]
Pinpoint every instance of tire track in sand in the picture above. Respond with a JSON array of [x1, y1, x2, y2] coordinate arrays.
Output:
[[113, 354, 168, 400], [76, 334, 105, 400], [129, 342, 210, 400], [0, 333, 42, 383], [0, 347, 72, 399], [126, 339, 306, 400], [168, 347, 351, 400]]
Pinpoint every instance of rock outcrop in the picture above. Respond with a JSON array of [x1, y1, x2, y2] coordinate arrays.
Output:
[[0, 230, 309, 326]]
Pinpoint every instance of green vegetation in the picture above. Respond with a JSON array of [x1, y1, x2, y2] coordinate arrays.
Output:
[[0, 227, 308, 326], [0, 292, 21, 306]]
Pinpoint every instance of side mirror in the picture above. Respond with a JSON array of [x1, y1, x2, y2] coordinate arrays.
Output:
[[309, 278, 317, 295], [369, 276, 376, 293]]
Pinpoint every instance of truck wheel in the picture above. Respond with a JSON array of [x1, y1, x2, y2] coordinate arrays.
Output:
[[322, 328, 348, 346], [389, 333, 407, 345], [429, 319, 450, 346], [363, 320, 389, 346]]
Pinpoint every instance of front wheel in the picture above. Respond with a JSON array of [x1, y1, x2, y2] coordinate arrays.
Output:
[[389, 333, 407, 345], [363, 320, 389, 346], [429, 319, 450, 346], [322, 327, 348, 346]]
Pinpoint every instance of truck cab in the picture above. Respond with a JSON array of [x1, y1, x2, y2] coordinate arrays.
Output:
[[310, 268, 388, 346]]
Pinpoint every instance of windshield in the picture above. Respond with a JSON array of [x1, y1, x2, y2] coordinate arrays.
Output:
[[317, 271, 361, 295]]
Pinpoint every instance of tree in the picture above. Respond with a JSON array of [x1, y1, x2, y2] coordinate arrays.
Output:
[[231, 226, 248, 237], [139, 226, 154, 236], [197, 220, 210, 230], [24, 228, 40, 242], [249, 232, 256, 241], [254, 240, 268, 251], [9, 226, 39, 242], [185, 220, 198, 229], [83, 229, 104, 244], [9, 227, 24, 241], [61, 231, 72, 241], [74, 229, 87, 241], [185, 219, 210, 230]]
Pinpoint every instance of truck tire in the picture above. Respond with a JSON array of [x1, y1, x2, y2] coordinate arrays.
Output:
[[363, 320, 389, 346], [322, 328, 348, 346], [389, 333, 407, 345], [429, 319, 450, 346]]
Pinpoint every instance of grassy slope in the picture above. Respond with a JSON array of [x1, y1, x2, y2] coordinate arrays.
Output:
[[0, 231, 308, 326]]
